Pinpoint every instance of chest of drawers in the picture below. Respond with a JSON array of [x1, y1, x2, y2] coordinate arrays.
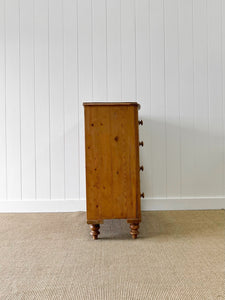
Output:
[[83, 102, 143, 239]]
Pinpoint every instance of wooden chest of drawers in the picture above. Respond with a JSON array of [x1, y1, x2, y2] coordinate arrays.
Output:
[[83, 102, 143, 239]]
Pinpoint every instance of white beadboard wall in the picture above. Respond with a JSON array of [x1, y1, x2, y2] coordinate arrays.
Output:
[[0, 0, 224, 212]]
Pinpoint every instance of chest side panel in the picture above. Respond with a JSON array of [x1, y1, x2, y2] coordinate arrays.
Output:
[[84, 105, 140, 221]]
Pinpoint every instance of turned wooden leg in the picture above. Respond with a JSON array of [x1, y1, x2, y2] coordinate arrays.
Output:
[[90, 224, 100, 240], [129, 223, 139, 239]]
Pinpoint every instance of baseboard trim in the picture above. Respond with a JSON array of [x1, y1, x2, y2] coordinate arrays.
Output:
[[0, 197, 224, 213], [0, 200, 86, 213]]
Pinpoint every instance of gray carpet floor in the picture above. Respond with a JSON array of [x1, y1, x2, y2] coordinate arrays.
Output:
[[0, 210, 224, 299]]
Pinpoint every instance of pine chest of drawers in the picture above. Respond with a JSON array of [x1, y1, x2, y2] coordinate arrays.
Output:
[[83, 102, 144, 239]]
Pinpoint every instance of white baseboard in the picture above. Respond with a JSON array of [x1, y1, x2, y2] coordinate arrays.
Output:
[[0, 200, 86, 213], [0, 197, 224, 213]]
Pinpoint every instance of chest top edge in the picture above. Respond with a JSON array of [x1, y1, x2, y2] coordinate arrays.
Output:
[[83, 102, 141, 110]]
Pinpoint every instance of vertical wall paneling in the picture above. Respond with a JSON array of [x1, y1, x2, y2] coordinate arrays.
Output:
[[135, 0, 151, 196], [0, 0, 224, 211], [178, 0, 195, 197], [164, 0, 181, 197], [222, 0, 225, 195], [63, 0, 80, 200], [149, 0, 167, 197], [0, 0, 7, 200], [34, 0, 51, 199], [49, 0, 65, 199], [92, 0, 107, 101], [77, 0, 93, 199], [121, 0, 136, 100], [135, 0, 150, 114], [193, 0, 210, 196], [20, 0, 36, 199], [207, 0, 223, 196], [107, 0, 121, 100], [5, 0, 21, 200]]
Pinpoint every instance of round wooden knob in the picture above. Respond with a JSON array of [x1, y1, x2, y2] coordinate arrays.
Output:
[[138, 120, 143, 125], [140, 193, 145, 198], [139, 141, 144, 147], [140, 165, 144, 171]]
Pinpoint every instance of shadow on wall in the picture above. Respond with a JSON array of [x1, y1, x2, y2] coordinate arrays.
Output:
[[140, 118, 224, 199]]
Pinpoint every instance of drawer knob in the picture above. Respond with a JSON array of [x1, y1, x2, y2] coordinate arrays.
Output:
[[138, 120, 143, 126], [139, 141, 144, 147], [140, 165, 144, 171], [140, 192, 145, 198]]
